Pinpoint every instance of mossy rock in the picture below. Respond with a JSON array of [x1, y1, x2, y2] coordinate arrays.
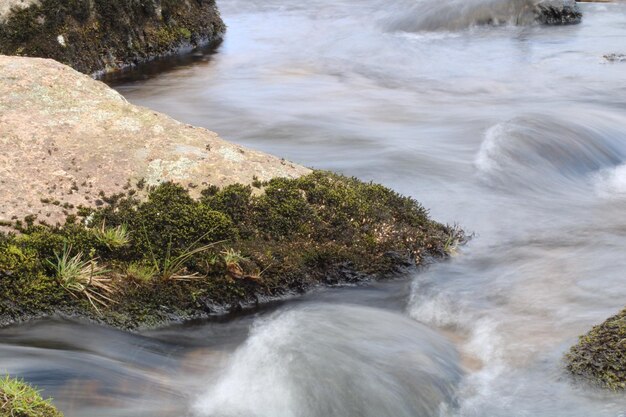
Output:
[[566, 308, 626, 390], [0, 0, 226, 74], [0, 376, 63, 417], [0, 171, 463, 330]]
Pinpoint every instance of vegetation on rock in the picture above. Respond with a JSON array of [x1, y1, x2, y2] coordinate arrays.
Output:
[[0, 171, 463, 330], [0, 0, 226, 74], [0, 376, 63, 417], [566, 307, 626, 390]]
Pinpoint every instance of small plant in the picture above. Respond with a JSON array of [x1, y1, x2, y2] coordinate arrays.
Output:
[[222, 248, 247, 279], [46, 245, 115, 313], [125, 262, 156, 283], [443, 224, 465, 256], [251, 175, 263, 188], [221, 248, 265, 282], [0, 375, 63, 417], [93, 222, 130, 250], [144, 228, 223, 281]]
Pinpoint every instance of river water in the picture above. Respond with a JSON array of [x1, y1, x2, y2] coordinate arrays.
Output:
[[3, 0, 626, 416]]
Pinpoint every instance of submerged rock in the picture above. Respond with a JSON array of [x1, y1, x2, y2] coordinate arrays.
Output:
[[0, 55, 309, 226], [604, 53, 626, 63], [0, 0, 226, 75], [196, 305, 462, 417], [534, 0, 582, 25]]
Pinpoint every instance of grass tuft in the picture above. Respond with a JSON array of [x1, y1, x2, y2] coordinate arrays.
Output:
[[46, 245, 115, 313], [125, 262, 155, 283], [93, 222, 130, 250], [0, 375, 63, 417], [145, 229, 223, 281]]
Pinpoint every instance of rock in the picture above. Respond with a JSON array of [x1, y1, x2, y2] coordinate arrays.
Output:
[[0, 0, 226, 75], [0, 0, 40, 22], [0, 55, 311, 226], [604, 53, 626, 62], [534, 0, 582, 25], [566, 307, 626, 390]]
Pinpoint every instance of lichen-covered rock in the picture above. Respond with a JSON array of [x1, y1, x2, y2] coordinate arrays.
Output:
[[0, 55, 310, 226], [566, 308, 626, 390], [534, 0, 582, 25], [0, 0, 226, 75], [0, 0, 40, 22]]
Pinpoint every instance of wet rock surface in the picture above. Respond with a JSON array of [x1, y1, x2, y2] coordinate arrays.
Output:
[[534, 0, 582, 24]]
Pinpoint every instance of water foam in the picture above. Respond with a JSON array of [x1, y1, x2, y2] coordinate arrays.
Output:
[[193, 304, 461, 417], [475, 114, 626, 195], [593, 164, 626, 198]]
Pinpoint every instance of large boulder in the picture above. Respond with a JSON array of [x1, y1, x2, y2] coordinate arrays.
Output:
[[0, 55, 310, 226], [384, 0, 581, 32], [0, 0, 226, 75], [534, 0, 582, 25]]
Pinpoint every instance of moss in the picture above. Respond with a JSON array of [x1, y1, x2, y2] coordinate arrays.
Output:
[[179, 27, 192, 40], [113, 182, 237, 260], [0, 376, 63, 417], [0, 171, 462, 330], [566, 307, 626, 390], [0, 243, 38, 276], [0, 0, 226, 75], [202, 184, 253, 224]]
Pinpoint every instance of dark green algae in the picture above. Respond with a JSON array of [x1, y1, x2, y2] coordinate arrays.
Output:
[[0, 171, 463, 330], [0, 0, 226, 75]]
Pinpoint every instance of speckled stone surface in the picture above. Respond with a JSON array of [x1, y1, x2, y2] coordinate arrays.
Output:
[[0, 55, 310, 225], [0, 0, 39, 22]]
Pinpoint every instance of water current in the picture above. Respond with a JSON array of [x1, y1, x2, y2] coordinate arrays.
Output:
[[3, 0, 626, 415]]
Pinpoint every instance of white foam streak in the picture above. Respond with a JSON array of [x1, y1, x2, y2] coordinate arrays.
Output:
[[194, 304, 461, 417], [593, 164, 626, 198]]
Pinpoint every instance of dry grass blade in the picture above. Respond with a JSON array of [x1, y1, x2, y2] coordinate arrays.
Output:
[[162, 242, 224, 281], [141, 224, 227, 281], [46, 245, 116, 314]]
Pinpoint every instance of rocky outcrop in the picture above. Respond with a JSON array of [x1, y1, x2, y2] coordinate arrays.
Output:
[[0, 57, 461, 331], [0, 55, 309, 226], [0, 0, 226, 75], [534, 0, 582, 25]]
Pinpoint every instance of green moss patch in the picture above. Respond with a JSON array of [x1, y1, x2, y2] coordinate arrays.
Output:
[[0, 376, 63, 417], [0, 171, 462, 330], [566, 308, 626, 390], [0, 0, 226, 74]]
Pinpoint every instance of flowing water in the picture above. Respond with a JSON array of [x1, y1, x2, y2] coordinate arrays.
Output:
[[3, 0, 626, 415]]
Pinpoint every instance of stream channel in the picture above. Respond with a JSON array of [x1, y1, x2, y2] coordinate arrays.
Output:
[[3, 0, 626, 415]]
